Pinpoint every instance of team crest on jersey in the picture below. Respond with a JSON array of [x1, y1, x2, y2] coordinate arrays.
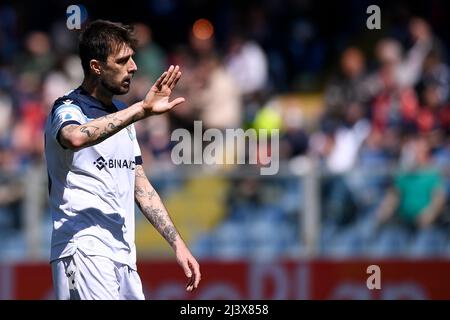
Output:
[[126, 126, 136, 140]]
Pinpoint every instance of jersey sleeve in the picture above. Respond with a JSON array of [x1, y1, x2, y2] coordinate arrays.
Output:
[[50, 102, 85, 145], [131, 124, 143, 165]]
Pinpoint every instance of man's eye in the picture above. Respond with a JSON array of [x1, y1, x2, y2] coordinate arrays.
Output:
[[117, 58, 128, 65]]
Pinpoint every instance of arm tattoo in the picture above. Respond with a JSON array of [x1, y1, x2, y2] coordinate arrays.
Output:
[[107, 122, 119, 130], [134, 166, 154, 197], [79, 114, 125, 141], [79, 125, 99, 138], [135, 186, 146, 198], [142, 205, 178, 245], [134, 165, 178, 245], [135, 166, 146, 179], [135, 186, 156, 200]]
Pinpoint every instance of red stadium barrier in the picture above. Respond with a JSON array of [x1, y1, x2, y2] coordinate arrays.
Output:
[[1, 259, 449, 299]]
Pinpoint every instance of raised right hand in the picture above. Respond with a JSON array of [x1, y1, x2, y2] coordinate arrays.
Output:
[[142, 65, 185, 116]]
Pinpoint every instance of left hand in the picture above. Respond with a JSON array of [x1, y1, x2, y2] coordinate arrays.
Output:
[[174, 243, 201, 292]]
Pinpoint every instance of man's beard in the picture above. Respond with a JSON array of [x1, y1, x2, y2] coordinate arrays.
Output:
[[101, 77, 130, 95]]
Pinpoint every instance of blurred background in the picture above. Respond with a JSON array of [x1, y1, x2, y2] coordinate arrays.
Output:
[[0, 0, 449, 299]]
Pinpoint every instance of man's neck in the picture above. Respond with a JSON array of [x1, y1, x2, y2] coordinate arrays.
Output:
[[81, 76, 113, 106]]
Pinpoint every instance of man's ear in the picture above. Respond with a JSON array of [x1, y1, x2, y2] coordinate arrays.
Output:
[[90, 59, 102, 75]]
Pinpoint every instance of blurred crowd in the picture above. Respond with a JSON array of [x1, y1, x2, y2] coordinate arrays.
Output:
[[313, 17, 450, 256], [0, 1, 449, 258]]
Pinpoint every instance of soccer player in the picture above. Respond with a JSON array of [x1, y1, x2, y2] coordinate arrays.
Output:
[[44, 20, 200, 300]]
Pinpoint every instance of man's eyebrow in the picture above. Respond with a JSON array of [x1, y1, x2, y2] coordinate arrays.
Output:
[[115, 51, 135, 61], [116, 54, 132, 61]]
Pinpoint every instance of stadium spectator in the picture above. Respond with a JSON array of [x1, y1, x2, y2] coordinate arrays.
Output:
[[373, 136, 447, 256], [322, 46, 370, 127]]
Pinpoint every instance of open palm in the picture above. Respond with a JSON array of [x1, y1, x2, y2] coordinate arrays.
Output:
[[143, 65, 185, 115]]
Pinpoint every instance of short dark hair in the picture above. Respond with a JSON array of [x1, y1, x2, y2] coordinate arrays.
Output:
[[79, 20, 137, 74]]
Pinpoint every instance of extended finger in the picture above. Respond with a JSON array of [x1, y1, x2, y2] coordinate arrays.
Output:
[[166, 65, 180, 87], [154, 72, 167, 90], [161, 65, 174, 86], [169, 72, 182, 90], [168, 97, 185, 109]]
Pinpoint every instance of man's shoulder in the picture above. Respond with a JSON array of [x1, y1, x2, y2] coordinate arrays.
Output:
[[51, 89, 129, 116], [51, 88, 83, 113]]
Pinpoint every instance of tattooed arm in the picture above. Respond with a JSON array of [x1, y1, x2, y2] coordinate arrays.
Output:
[[59, 107, 143, 150], [59, 65, 184, 150], [134, 165, 201, 291], [134, 165, 178, 246]]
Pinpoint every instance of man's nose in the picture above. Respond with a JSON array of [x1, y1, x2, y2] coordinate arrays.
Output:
[[128, 57, 137, 73]]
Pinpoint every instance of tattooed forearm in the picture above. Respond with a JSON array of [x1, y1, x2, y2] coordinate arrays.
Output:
[[135, 186, 146, 198], [134, 164, 179, 246], [99, 113, 125, 123], [58, 102, 146, 150], [141, 204, 179, 245], [135, 186, 156, 200], [79, 125, 99, 138], [79, 114, 126, 143], [108, 122, 119, 130], [135, 165, 146, 179]]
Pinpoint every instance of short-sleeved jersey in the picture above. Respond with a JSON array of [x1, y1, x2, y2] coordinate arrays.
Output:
[[44, 86, 142, 270]]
